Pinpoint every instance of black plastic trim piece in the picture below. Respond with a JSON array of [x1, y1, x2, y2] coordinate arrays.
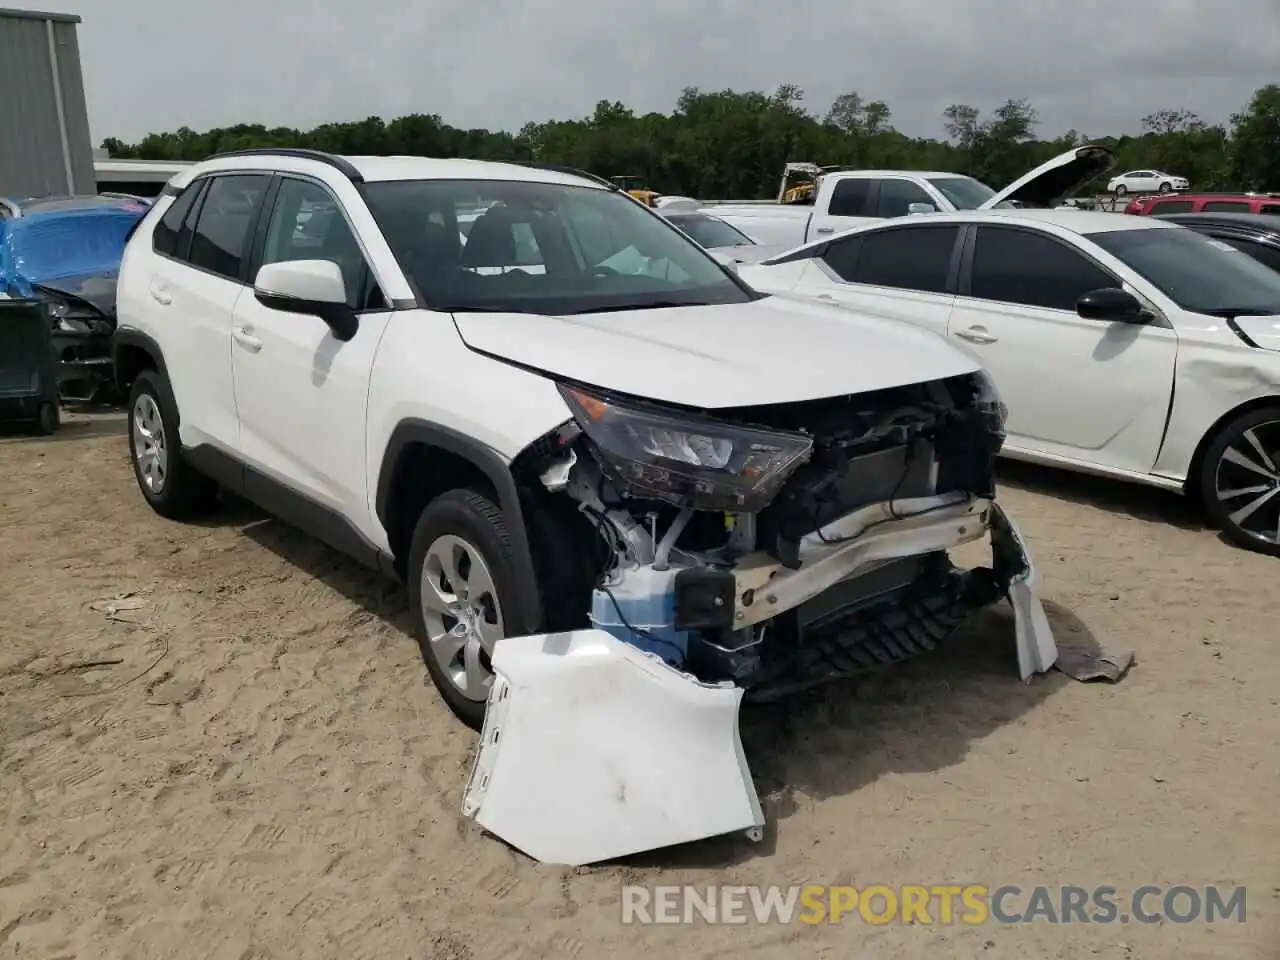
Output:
[[183, 444, 396, 577], [207, 148, 365, 184], [374, 419, 543, 626], [111, 328, 170, 393]]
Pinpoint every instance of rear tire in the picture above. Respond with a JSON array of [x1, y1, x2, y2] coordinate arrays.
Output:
[[407, 489, 536, 730], [127, 369, 218, 520], [1198, 406, 1280, 557], [36, 401, 59, 435]]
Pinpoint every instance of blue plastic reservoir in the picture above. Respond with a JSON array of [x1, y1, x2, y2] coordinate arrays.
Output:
[[589, 566, 690, 667]]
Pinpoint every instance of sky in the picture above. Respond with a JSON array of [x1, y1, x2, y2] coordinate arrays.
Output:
[[31, 0, 1280, 146]]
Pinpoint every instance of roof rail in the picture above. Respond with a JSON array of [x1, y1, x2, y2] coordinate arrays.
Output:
[[507, 162, 618, 189], [205, 147, 364, 183]]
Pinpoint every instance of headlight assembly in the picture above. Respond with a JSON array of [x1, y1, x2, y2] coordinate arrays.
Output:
[[558, 384, 813, 512]]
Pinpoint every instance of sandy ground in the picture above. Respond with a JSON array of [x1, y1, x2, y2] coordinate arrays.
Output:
[[0, 410, 1276, 960]]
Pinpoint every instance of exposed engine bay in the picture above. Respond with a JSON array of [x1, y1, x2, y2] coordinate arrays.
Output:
[[510, 369, 1047, 698]]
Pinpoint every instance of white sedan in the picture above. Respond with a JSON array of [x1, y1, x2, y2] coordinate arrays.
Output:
[[1107, 169, 1189, 195], [736, 209, 1280, 556]]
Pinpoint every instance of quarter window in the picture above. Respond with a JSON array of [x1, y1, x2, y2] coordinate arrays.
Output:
[[187, 174, 270, 282], [261, 177, 381, 309], [874, 179, 935, 218], [841, 225, 959, 293], [152, 185, 202, 256], [969, 227, 1116, 311]]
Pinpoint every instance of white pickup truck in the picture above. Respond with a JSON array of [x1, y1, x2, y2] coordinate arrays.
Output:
[[703, 145, 1114, 248]]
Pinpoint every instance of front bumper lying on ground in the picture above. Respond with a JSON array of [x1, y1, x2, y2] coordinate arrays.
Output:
[[461, 501, 1059, 866]]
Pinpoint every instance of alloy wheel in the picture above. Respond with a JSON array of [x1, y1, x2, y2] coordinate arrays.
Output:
[[1214, 421, 1280, 545], [132, 393, 168, 494], [419, 533, 505, 701]]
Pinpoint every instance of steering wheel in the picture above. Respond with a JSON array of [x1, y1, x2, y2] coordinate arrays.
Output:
[[589, 264, 620, 278]]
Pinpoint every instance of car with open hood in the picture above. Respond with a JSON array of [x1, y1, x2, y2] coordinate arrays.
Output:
[[695, 145, 1117, 247], [112, 149, 1062, 866], [0, 194, 150, 401], [737, 208, 1280, 558]]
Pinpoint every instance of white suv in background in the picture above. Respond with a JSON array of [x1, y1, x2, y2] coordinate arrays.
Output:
[[112, 148, 1054, 737]]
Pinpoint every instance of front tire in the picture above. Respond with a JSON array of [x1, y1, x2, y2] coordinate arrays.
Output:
[[1198, 406, 1280, 557], [127, 369, 218, 520], [1113, 184, 1127, 196], [407, 489, 535, 730], [1158, 181, 1172, 193]]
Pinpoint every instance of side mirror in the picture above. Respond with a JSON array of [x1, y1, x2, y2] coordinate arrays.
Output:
[[906, 202, 936, 215], [253, 260, 358, 341], [709, 250, 740, 276], [1076, 287, 1150, 324]]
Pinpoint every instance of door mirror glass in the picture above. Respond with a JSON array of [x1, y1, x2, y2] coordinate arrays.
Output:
[[254, 259, 358, 340], [1076, 287, 1149, 323], [906, 202, 936, 215]]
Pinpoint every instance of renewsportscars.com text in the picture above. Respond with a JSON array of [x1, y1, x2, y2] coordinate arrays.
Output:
[[621, 884, 1247, 926]]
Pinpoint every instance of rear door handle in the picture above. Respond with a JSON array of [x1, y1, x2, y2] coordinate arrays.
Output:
[[815, 226, 835, 234], [149, 283, 171, 306], [816, 293, 836, 301], [232, 325, 262, 352], [954, 326, 998, 344]]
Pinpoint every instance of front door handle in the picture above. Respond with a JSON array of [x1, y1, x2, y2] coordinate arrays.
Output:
[[148, 283, 171, 306], [816, 293, 836, 301], [815, 226, 835, 234], [232, 325, 262, 352], [954, 326, 998, 344]]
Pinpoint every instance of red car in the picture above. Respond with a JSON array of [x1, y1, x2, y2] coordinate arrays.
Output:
[[1125, 192, 1280, 216]]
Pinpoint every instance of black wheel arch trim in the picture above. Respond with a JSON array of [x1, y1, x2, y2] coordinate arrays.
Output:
[[375, 418, 544, 628], [112, 328, 171, 396]]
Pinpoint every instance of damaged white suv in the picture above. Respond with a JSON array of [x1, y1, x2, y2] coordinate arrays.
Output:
[[113, 149, 1057, 864]]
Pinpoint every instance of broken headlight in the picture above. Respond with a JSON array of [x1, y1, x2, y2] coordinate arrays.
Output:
[[559, 384, 813, 511]]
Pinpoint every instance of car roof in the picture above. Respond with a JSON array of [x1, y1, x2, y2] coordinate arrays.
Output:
[[1154, 211, 1280, 232], [919, 208, 1180, 235], [173, 153, 611, 191], [2, 194, 147, 217]]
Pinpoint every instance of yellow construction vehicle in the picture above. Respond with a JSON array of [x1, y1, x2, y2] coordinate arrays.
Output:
[[776, 163, 857, 204], [609, 175, 662, 207]]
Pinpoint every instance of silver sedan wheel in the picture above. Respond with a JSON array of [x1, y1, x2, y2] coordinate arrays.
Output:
[[1214, 421, 1280, 544], [132, 393, 168, 495], [419, 534, 505, 701]]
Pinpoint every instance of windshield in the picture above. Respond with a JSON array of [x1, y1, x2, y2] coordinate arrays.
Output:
[[926, 176, 998, 210], [363, 179, 753, 315], [1090, 227, 1280, 316], [664, 213, 754, 248]]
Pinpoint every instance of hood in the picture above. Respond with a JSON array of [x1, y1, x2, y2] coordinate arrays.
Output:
[[451, 298, 979, 409], [31, 271, 118, 319], [1234, 315, 1280, 353], [979, 145, 1116, 210]]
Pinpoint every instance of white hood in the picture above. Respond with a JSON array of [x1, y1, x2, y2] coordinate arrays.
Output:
[[980, 144, 1116, 210], [451, 297, 979, 409]]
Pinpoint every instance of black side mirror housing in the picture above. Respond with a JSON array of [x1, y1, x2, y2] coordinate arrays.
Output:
[[254, 290, 359, 341], [1076, 287, 1150, 324]]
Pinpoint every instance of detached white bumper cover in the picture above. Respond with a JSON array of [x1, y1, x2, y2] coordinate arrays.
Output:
[[461, 631, 765, 867], [989, 503, 1058, 681]]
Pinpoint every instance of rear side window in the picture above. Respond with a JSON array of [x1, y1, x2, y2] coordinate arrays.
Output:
[[152, 185, 202, 256], [187, 174, 270, 281], [1200, 201, 1249, 213], [970, 226, 1116, 311], [827, 179, 874, 217], [844, 225, 959, 293], [1148, 199, 1194, 214]]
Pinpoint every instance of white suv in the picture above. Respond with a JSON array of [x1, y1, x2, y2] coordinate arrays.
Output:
[[113, 148, 1055, 730]]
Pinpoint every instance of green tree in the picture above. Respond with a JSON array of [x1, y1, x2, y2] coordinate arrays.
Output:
[[1230, 84, 1280, 190]]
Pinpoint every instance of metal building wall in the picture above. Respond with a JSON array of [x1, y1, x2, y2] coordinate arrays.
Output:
[[0, 9, 96, 199]]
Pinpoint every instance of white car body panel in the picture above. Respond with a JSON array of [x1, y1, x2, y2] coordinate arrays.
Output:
[[462, 503, 1056, 866], [741, 209, 1280, 490], [450, 297, 981, 409]]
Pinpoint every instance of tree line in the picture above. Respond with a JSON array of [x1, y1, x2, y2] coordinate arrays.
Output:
[[102, 84, 1280, 201]]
